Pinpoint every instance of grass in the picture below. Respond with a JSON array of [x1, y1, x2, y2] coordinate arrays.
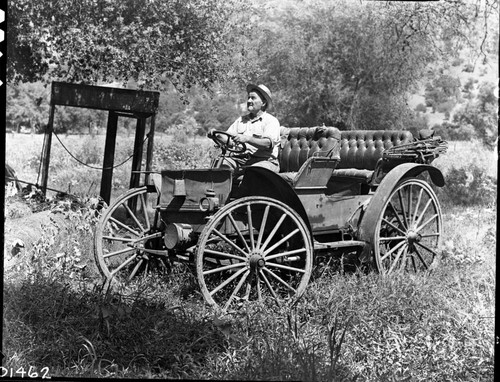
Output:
[[4, 132, 214, 203], [3, 134, 496, 380], [433, 139, 497, 178]]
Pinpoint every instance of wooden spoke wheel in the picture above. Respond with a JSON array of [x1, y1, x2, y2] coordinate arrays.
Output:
[[94, 186, 168, 281], [196, 196, 313, 310], [373, 178, 442, 274]]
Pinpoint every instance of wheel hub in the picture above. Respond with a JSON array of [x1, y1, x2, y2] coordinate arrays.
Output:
[[249, 253, 265, 270], [407, 230, 421, 244]]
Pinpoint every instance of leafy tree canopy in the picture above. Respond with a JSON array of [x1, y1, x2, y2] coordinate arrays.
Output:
[[7, 0, 251, 92], [247, 0, 498, 128]]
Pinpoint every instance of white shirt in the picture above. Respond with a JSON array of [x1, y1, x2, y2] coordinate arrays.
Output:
[[226, 112, 281, 159]]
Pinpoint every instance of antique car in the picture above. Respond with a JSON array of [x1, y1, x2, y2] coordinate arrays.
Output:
[[94, 126, 447, 310]]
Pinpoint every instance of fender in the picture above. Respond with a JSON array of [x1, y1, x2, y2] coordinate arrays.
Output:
[[233, 167, 312, 234], [357, 163, 444, 262]]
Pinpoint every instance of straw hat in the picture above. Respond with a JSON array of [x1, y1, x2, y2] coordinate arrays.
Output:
[[246, 83, 273, 110]]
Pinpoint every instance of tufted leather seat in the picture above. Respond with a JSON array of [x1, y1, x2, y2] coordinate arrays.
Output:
[[278, 128, 414, 186], [331, 130, 414, 183], [279, 127, 341, 173], [337, 130, 414, 170], [278, 126, 341, 188]]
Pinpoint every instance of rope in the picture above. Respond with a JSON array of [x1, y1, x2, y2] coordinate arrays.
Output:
[[5, 176, 78, 198], [52, 131, 150, 171]]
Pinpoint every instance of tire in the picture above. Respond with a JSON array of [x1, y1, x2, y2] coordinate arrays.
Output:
[[196, 196, 313, 310], [94, 186, 167, 281], [373, 178, 443, 274]]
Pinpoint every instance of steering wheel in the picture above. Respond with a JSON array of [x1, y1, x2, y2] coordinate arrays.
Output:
[[209, 130, 247, 153]]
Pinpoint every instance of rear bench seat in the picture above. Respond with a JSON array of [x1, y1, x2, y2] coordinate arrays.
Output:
[[335, 130, 414, 183], [278, 127, 414, 186]]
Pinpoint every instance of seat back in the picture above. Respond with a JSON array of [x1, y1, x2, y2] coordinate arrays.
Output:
[[338, 130, 414, 170], [279, 126, 341, 173]]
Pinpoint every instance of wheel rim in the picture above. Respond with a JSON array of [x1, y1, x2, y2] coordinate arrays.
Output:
[[94, 186, 167, 281], [196, 196, 313, 310], [374, 178, 442, 274]]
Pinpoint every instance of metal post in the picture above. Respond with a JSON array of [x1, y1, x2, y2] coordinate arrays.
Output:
[[99, 111, 118, 205], [129, 117, 146, 190], [145, 114, 156, 186], [40, 104, 55, 195]]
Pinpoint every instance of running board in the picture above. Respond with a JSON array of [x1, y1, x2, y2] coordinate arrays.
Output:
[[314, 240, 366, 250]]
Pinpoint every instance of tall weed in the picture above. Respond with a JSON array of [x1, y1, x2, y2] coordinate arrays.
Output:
[[3, 135, 496, 380]]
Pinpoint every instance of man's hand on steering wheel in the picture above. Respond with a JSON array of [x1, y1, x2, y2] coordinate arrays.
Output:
[[208, 130, 247, 153], [232, 134, 251, 145]]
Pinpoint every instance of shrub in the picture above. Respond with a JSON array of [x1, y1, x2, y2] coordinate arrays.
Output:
[[75, 137, 104, 165], [452, 96, 498, 149], [462, 78, 475, 93], [436, 100, 455, 114], [439, 163, 496, 206], [153, 140, 212, 170], [425, 75, 461, 112], [448, 124, 476, 141], [414, 103, 427, 113], [432, 122, 476, 141], [463, 63, 474, 73], [406, 112, 429, 138], [451, 57, 464, 67]]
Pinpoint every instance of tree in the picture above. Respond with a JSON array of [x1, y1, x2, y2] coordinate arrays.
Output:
[[246, 0, 498, 128], [7, 0, 251, 93], [453, 82, 498, 148], [425, 74, 461, 112], [6, 82, 50, 132]]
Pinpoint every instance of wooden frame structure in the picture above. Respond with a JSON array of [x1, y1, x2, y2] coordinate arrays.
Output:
[[40, 82, 160, 205]]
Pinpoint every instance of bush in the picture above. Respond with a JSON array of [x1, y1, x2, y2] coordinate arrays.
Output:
[[153, 140, 212, 170], [436, 100, 456, 114], [414, 103, 427, 113], [432, 122, 476, 141], [75, 137, 103, 165], [451, 57, 464, 67], [452, 95, 498, 149], [439, 163, 496, 206], [463, 63, 474, 73], [425, 75, 461, 112], [462, 78, 475, 93]]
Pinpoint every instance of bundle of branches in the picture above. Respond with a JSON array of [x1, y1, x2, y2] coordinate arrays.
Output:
[[382, 137, 448, 164]]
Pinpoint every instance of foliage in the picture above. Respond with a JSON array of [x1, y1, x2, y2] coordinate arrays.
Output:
[[6, 82, 50, 131], [247, 0, 496, 128], [190, 85, 243, 134], [432, 122, 475, 141], [6, 80, 241, 135], [430, 81, 498, 146], [7, 0, 251, 92], [414, 103, 427, 113], [4, 133, 496, 380], [438, 163, 497, 207], [7, 0, 498, 135], [406, 112, 429, 138], [452, 82, 498, 148], [4, 215, 495, 380], [152, 139, 213, 170], [155, 84, 242, 134], [462, 77, 475, 93], [53, 106, 108, 134], [424, 74, 461, 112]]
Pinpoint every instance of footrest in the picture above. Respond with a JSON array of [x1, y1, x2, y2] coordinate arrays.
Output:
[[314, 240, 366, 250]]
